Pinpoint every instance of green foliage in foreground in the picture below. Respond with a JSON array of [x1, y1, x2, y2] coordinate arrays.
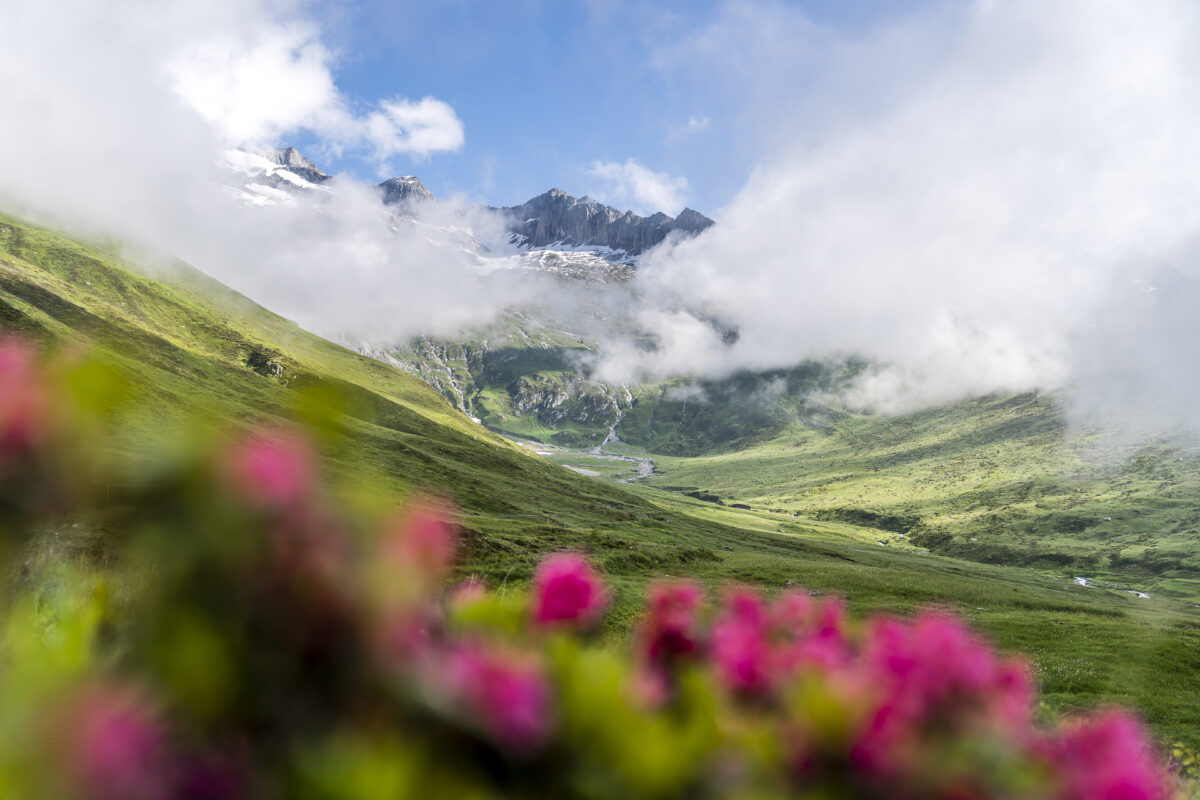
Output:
[[0, 343, 1186, 799], [2, 212, 1200, 751]]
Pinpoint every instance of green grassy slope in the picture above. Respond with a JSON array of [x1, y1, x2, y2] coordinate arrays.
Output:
[[3, 213, 1200, 746], [390, 318, 1200, 604], [0, 212, 742, 564], [640, 391, 1200, 603]]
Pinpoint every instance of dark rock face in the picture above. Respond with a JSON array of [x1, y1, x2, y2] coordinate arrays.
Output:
[[272, 148, 331, 185], [493, 189, 714, 254], [377, 176, 435, 207], [673, 207, 714, 233], [263, 148, 713, 255]]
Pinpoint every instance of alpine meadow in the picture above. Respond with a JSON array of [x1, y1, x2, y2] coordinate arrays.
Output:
[[3, 1, 1200, 798]]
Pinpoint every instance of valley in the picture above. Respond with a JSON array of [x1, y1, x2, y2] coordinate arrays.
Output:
[[385, 294, 1200, 608], [5, 160, 1200, 748]]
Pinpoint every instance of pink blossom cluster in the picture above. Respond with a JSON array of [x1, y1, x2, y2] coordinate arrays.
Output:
[[356, 511, 1171, 799], [1049, 712, 1173, 800], [532, 551, 609, 629], [0, 352, 1180, 799], [436, 642, 552, 752], [50, 683, 244, 800]]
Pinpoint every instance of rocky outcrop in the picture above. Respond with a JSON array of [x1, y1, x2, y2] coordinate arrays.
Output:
[[511, 375, 618, 426], [378, 176, 435, 207], [672, 207, 714, 234], [272, 148, 331, 185], [494, 189, 714, 255]]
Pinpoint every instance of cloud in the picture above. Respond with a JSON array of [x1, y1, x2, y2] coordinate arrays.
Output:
[[587, 159, 688, 215], [365, 97, 466, 163], [165, 15, 463, 165], [615, 0, 1200, 429], [0, 0, 508, 344], [10, 0, 1200, 444], [166, 24, 342, 146], [669, 114, 711, 141]]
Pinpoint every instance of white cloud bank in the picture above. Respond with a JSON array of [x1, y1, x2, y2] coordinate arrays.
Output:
[[366, 97, 465, 162], [6, 0, 1200, 437], [0, 0, 505, 342], [166, 22, 463, 164], [588, 159, 688, 216], [611, 0, 1200, 428]]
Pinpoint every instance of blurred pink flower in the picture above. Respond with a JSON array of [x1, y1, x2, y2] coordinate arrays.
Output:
[[851, 612, 1033, 776], [532, 552, 608, 629], [224, 428, 314, 510], [769, 593, 850, 676], [1048, 712, 1170, 800], [63, 685, 169, 800], [638, 580, 706, 665], [0, 339, 50, 458], [441, 643, 552, 753], [380, 500, 458, 583], [769, 589, 814, 630], [712, 588, 773, 695]]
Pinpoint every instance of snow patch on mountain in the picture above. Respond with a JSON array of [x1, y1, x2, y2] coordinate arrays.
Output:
[[222, 148, 332, 207], [221, 146, 712, 284]]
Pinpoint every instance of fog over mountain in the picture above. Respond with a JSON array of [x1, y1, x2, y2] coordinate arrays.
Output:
[[606, 0, 1200, 436], [4, 0, 1200, 439]]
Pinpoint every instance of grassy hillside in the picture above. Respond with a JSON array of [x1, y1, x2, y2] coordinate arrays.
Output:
[[4, 212, 1200, 747], [390, 315, 1200, 604], [639, 391, 1200, 604]]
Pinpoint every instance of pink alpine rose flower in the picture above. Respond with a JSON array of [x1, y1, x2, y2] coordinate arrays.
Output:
[[638, 579, 706, 665], [851, 612, 1035, 777], [532, 552, 609, 629], [770, 593, 850, 675], [440, 642, 552, 753], [634, 580, 707, 706], [1047, 711, 1170, 800], [712, 588, 773, 696], [61, 684, 170, 800], [380, 500, 458, 582], [223, 428, 315, 510], [450, 576, 488, 608], [0, 339, 50, 460]]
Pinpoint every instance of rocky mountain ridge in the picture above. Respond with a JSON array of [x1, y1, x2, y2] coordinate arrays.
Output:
[[229, 148, 714, 257], [493, 188, 714, 255], [378, 175, 435, 207]]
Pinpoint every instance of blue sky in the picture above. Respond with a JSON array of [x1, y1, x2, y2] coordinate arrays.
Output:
[[288, 0, 927, 214]]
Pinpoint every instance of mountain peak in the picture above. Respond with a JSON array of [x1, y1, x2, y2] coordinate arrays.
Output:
[[378, 175, 435, 206], [271, 147, 330, 184], [674, 207, 714, 231], [495, 191, 714, 255]]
